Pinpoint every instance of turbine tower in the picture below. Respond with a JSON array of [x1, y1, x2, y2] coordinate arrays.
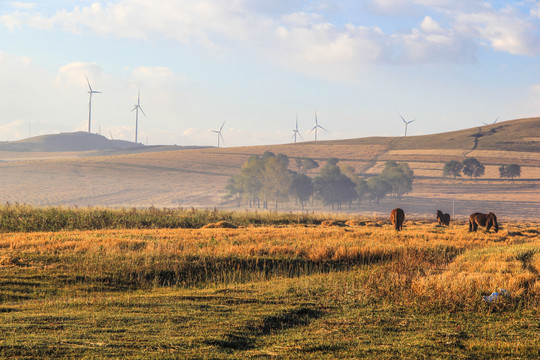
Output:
[[211, 121, 226, 148], [400, 114, 416, 137], [86, 76, 102, 134], [292, 114, 303, 143], [131, 89, 146, 143], [308, 110, 327, 141]]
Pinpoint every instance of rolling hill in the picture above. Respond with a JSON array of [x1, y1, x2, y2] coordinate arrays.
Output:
[[0, 132, 144, 152], [0, 117, 538, 219]]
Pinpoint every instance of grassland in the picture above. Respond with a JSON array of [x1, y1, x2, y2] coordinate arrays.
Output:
[[0, 208, 538, 359]]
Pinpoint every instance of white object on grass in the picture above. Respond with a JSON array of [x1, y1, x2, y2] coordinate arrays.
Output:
[[483, 289, 508, 302]]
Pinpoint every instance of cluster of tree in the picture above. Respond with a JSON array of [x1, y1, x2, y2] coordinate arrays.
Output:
[[443, 158, 485, 179], [498, 164, 521, 179], [226, 152, 414, 210], [443, 158, 522, 180]]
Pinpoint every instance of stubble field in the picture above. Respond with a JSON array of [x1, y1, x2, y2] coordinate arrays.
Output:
[[0, 208, 538, 359]]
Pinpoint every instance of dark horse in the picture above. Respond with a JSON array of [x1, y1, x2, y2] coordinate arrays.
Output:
[[391, 208, 405, 231], [437, 210, 450, 226], [469, 212, 499, 233]]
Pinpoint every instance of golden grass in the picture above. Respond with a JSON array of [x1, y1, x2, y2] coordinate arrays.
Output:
[[0, 219, 538, 358], [1, 221, 538, 306]]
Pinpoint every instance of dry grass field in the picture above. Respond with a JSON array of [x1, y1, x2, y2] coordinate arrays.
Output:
[[0, 117, 537, 219], [0, 213, 538, 358], [0, 119, 537, 358]]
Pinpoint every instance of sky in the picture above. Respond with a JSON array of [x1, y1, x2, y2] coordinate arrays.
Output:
[[0, 0, 539, 147]]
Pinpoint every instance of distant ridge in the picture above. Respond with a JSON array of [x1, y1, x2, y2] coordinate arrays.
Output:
[[304, 117, 539, 153], [0, 132, 145, 152]]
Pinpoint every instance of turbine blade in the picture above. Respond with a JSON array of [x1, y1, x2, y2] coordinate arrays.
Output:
[[220, 121, 226, 131], [298, 132, 304, 140], [139, 107, 146, 117], [494, 116, 499, 123], [407, 119, 416, 124], [318, 124, 328, 131], [219, 132, 225, 144], [86, 76, 92, 91], [399, 114, 406, 124]]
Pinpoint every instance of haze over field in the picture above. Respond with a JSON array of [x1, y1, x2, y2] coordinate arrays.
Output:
[[1, 1, 540, 146], [0, 117, 537, 219]]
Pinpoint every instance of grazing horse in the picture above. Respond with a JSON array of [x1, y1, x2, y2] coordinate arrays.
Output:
[[437, 210, 450, 226], [469, 212, 499, 233], [390, 208, 405, 231]]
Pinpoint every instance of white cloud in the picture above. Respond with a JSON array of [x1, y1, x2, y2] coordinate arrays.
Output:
[[533, 3, 540, 18], [11, 2, 36, 10], [421, 16, 443, 33], [2, 0, 539, 80], [0, 118, 27, 140], [56, 62, 103, 87], [269, 21, 389, 77], [454, 8, 540, 56], [0, 12, 22, 31]]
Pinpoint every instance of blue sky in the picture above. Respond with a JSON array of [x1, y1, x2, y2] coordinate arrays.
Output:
[[1, 0, 539, 146]]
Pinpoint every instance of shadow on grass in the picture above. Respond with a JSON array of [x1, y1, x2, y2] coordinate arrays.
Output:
[[128, 254, 395, 289], [206, 307, 323, 351]]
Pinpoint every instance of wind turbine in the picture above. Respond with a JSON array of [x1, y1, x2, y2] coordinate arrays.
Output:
[[292, 114, 303, 143], [308, 110, 327, 141], [211, 121, 225, 148], [400, 114, 415, 137], [86, 76, 102, 134], [482, 116, 499, 125], [131, 89, 146, 143]]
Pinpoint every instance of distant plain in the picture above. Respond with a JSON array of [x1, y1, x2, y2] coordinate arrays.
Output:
[[0, 117, 538, 219]]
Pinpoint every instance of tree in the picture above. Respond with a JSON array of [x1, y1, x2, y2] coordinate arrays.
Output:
[[295, 157, 319, 174], [380, 161, 414, 199], [367, 177, 392, 204], [341, 165, 369, 204], [260, 153, 292, 209], [313, 159, 357, 210], [237, 155, 264, 207], [224, 175, 243, 207], [289, 173, 314, 210], [443, 160, 463, 178], [499, 164, 521, 179], [462, 157, 485, 179]]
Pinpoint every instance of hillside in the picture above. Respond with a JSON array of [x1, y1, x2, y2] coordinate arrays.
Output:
[[326, 117, 539, 152], [0, 117, 538, 218], [0, 132, 143, 152]]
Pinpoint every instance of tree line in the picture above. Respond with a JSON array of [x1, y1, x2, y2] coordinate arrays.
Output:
[[443, 158, 521, 179], [225, 152, 414, 210]]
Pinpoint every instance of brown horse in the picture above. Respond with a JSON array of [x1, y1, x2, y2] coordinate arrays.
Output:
[[390, 208, 405, 231], [437, 210, 450, 226], [469, 212, 499, 233]]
